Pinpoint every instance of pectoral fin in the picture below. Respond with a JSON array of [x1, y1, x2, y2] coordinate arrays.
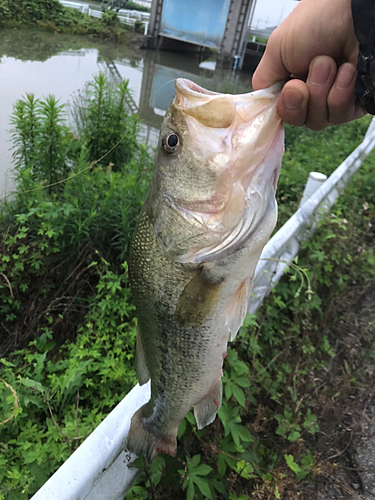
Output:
[[194, 380, 222, 430], [175, 271, 224, 327]]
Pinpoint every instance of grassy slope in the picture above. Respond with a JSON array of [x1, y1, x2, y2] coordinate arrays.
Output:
[[0, 0, 134, 41]]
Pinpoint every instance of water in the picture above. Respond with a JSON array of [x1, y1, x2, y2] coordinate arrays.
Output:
[[0, 28, 253, 196]]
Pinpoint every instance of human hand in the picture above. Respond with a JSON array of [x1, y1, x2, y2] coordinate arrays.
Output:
[[252, 0, 365, 130]]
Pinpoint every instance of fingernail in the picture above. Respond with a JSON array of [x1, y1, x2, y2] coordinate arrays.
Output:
[[310, 58, 331, 86], [335, 63, 356, 91], [283, 87, 303, 110]]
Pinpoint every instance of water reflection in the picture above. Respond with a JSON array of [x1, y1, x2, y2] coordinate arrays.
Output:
[[139, 51, 210, 130], [0, 29, 253, 196]]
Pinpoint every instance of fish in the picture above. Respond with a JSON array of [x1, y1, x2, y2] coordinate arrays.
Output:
[[126, 78, 284, 464]]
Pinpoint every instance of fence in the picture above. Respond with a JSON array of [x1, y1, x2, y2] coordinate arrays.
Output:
[[31, 117, 375, 500], [59, 0, 150, 34]]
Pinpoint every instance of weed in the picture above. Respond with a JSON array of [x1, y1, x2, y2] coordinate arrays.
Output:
[[70, 73, 139, 170]]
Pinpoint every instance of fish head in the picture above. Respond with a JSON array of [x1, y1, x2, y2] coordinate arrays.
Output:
[[150, 78, 284, 263]]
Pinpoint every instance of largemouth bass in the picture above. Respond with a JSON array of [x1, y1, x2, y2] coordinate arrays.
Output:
[[127, 79, 284, 463]]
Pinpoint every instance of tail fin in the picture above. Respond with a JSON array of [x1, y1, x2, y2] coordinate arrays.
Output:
[[126, 406, 177, 464]]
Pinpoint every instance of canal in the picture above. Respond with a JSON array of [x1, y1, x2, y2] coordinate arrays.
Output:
[[0, 28, 254, 196]]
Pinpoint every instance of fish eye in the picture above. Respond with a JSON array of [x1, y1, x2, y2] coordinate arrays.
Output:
[[163, 132, 180, 153]]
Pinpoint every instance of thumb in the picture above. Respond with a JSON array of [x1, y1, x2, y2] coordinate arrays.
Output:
[[252, 36, 291, 90]]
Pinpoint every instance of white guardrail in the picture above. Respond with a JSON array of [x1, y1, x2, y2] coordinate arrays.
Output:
[[31, 118, 375, 500], [59, 0, 150, 34]]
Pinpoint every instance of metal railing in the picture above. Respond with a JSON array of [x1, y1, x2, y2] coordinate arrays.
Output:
[[31, 118, 375, 500], [249, 117, 375, 312], [59, 0, 150, 34]]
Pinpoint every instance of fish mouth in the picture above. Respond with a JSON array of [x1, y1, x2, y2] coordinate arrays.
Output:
[[174, 78, 283, 131], [175, 78, 284, 99], [175, 79, 220, 98], [173, 78, 283, 190], [174, 79, 237, 129]]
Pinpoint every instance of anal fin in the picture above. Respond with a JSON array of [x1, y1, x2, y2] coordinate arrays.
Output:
[[194, 380, 222, 430], [136, 331, 150, 385]]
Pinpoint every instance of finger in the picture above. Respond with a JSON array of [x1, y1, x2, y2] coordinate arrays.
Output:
[[276, 79, 309, 126], [252, 32, 291, 90], [327, 63, 360, 124], [305, 56, 337, 131]]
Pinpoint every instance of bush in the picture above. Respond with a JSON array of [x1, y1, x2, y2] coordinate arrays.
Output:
[[0, 74, 153, 498], [0, 0, 66, 24], [124, 1, 150, 12], [101, 9, 120, 26], [134, 19, 144, 33], [10, 94, 77, 188], [70, 73, 140, 171], [0, 0, 133, 41], [0, 74, 152, 356], [0, 261, 138, 499]]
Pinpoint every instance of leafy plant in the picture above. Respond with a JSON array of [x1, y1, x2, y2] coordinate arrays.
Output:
[[101, 8, 120, 26], [10, 93, 79, 189], [0, 261, 138, 499], [70, 73, 140, 171], [179, 455, 213, 500]]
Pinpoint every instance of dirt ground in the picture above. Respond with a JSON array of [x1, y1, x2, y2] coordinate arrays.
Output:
[[300, 283, 375, 500]]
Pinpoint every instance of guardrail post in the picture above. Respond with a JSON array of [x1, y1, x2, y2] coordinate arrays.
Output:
[[299, 172, 327, 207], [365, 116, 375, 140]]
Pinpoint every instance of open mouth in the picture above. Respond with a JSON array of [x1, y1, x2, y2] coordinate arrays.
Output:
[[174, 78, 283, 131], [175, 79, 220, 98]]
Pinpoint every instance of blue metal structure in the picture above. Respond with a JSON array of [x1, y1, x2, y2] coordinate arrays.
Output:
[[159, 0, 231, 49], [146, 0, 256, 69]]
